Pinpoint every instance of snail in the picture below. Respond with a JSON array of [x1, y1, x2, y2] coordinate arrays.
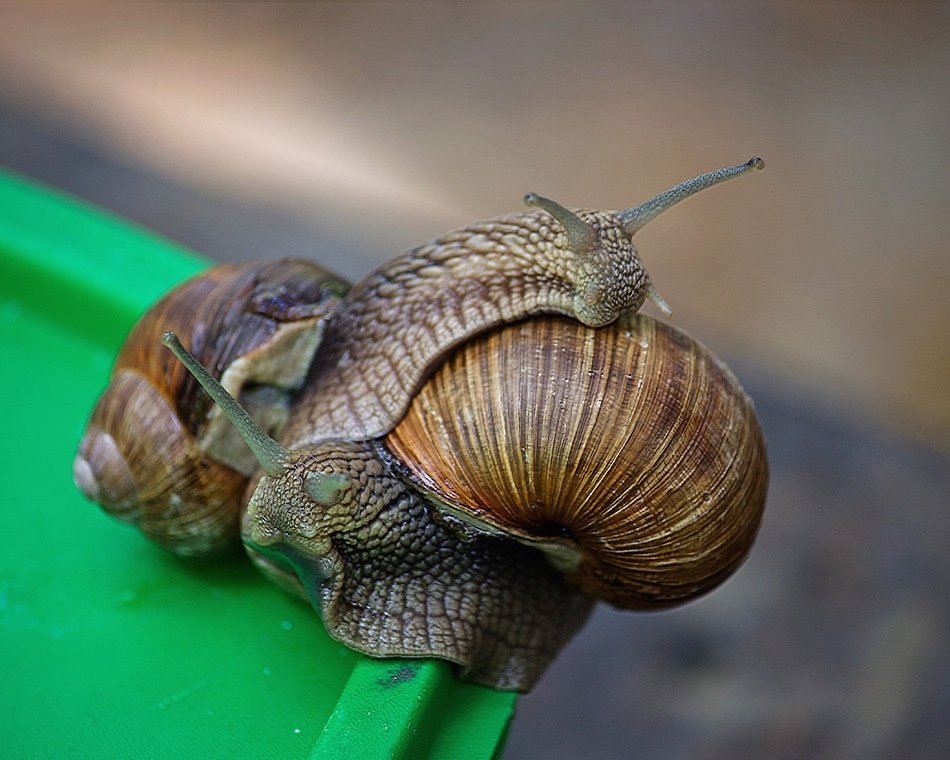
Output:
[[73, 259, 348, 555], [76, 158, 768, 691]]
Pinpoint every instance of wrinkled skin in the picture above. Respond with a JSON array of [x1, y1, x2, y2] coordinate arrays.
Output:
[[286, 208, 651, 445], [241, 441, 593, 691]]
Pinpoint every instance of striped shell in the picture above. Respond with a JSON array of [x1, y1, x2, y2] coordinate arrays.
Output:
[[384, 314, 768, 609], [73, 260, 347, 556]]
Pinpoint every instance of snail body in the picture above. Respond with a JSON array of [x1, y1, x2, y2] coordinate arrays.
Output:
[[77, 158, 768, 690]]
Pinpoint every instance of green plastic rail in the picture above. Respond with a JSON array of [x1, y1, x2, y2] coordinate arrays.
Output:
[[0, 169, 516, 759]]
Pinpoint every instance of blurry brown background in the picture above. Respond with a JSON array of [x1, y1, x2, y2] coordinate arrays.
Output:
[[2, 3, 947, 758]]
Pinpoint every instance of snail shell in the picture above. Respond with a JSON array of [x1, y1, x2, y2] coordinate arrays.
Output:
[[73, 259, 347, 556], [383, 314, 768, 609]]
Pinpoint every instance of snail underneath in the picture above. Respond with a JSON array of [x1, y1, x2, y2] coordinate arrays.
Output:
[[75, 157, 768, 691]]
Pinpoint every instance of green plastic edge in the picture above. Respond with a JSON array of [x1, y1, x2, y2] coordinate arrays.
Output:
[[312, 659, 517, 759], [0, 168, 516, 759]]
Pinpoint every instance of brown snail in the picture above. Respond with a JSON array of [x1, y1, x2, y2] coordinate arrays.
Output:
[[73, 259, 347, 555], [76, 157, 768, 691]]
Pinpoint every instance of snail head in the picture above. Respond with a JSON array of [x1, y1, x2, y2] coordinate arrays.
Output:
[[161, 332, 373, 589], [524, 156, 764, 324]]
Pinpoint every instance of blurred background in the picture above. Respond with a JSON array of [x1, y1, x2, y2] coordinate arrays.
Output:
[[1, 2, 947, 757]]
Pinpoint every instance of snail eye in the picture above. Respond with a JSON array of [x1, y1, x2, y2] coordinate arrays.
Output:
[[304, 472, 350, 505]]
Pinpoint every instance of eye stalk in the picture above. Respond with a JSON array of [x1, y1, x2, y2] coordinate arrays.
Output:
[[523, 157, 762, 322], [645, 280, 673, 317], [161, 331, 291, 478], [620, 156, 764, 235]]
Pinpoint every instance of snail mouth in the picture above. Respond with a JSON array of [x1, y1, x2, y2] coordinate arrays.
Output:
[[244, 544, 308, 601], [243, 536, 336, 610]]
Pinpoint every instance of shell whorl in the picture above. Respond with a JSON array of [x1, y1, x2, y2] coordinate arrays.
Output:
[[75, 372, 250, 555], [286, 207, 649, 447], [383, 314, 769, 609]]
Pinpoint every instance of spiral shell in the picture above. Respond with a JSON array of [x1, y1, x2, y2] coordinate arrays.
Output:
[[383, 314, 768, 609], [73, 259, 347, 556]]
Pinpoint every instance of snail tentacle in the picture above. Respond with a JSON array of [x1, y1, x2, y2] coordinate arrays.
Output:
[[162, 331, 291, 478], [523, 192, 597, 253], [620, 156, 764, 234]]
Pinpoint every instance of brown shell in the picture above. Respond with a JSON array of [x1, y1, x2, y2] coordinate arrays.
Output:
[[73, 259, 348, 556], [383, 314, 768, 609]]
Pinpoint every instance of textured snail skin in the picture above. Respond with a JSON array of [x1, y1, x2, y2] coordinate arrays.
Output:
[[74, 260, 347, 556], [286, 208, 651, 446], [240, 442, 593, 690]]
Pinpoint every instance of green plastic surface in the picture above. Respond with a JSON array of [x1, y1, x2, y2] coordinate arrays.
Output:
[[0, 169, 516, 759]]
